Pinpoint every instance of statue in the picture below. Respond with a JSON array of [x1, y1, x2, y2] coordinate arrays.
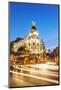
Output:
[[32, 20, 36, 26]]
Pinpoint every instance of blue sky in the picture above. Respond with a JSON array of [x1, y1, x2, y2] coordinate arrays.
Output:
[[9, 2, 59, 50]]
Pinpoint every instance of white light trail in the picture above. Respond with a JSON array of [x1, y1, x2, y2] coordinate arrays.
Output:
[[13, 66, 58, 77], [10, 70, 59, 84]]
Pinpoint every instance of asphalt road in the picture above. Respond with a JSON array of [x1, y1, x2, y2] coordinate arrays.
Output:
[[9, 64, 59, 88]]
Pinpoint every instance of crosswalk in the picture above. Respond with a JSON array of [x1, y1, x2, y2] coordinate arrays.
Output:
[[10, 64, 59, 86]]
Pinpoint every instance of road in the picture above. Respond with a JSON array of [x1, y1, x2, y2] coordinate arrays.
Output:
[[10, 64, 59, 88]]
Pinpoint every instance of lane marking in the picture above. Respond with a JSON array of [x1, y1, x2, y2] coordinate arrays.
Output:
[[10, 71, 59, 84]]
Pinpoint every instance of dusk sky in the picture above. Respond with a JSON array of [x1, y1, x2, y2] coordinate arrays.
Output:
[[9, 2, 59, 50]]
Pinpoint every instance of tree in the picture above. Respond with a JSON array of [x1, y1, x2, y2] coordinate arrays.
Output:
[[10, 43, 14, 54]]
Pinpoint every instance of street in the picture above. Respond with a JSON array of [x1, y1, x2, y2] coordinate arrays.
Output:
[[10, 63, 59, 87]]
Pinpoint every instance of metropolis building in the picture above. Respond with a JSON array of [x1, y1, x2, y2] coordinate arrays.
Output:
[[12, 21, 46, 64], [13, 21, 45, 54]]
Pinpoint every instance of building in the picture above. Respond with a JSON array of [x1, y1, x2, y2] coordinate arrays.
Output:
[[11, 21, 46, 64], [13, 21, 45, 53]]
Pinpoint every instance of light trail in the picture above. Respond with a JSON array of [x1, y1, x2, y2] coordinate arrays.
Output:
[[22, 64, 58, 70], [10, 70, 59, 84], [14, 66, 58, 77]]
